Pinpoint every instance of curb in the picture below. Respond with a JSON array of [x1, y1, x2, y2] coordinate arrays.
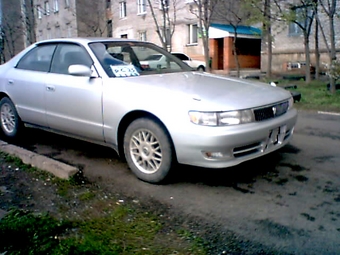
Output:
[[0, 140, 78, 179]]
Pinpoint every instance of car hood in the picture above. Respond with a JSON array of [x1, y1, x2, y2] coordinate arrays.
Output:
[[118, 72, 291, 111]]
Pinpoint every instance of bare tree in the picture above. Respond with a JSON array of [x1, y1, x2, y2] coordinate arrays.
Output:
[[147, 0, 178, 51], [1, 20, 23, 60], [318, 0, 337, 94], [243, 0, 283, 78], [189, 0, 219, 72], [214, 0, 253, 77], [283, 0, 316, 83], [75, 0, 108, 37], [1, 0, 36, 62], [314, 0, 320, 80], [263, 0, 273, 78]]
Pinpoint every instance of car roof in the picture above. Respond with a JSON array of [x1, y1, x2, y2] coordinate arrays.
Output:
[[35, 37, 143, 46]]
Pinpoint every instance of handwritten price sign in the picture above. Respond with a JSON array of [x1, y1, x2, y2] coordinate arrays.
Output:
[[110, 65, 140, 77]]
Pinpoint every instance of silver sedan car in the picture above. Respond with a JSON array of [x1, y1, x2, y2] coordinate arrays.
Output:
[[0, 38, 297, 183]]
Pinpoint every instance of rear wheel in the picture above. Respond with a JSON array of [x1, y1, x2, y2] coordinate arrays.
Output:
[[0, 97, 22, 139], [123, 118, 173, 184]]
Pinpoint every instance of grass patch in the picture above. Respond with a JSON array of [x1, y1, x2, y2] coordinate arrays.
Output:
[[275, 79, 340, 112], [0, 207, 207, 255], [0, 210, 71, 255], [0, 152, 207, 254], [0, 151, 76, 198]]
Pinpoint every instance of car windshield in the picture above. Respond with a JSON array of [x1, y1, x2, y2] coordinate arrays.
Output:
[[89, 41, 191, 77]]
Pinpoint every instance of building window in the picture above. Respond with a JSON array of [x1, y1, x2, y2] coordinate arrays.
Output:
[[119, 1, 126, 18], [121, 34, 128, 38], [137, 0, 146, 14], [38, 30, 43, 41], [188, 24, 198, 44], [288, 5, 313, 36], [44, 1, 50, 15], [53, 0, 59, 13], [37, 5, 42, 19], [55, 25, 61, 38], [139, 31, 147, 41], [65, 0, 69, 8], [47, 28, 52, 39], [66, 24, 72, 37], [159, 0, 169, 9], [288, 22, 302, 36]]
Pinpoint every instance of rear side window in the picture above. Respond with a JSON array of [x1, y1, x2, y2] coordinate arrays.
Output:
[[16, 44, 57, 72]]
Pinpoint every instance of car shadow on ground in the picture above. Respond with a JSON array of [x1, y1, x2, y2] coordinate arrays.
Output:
[[3, 128, 116, 160], [169, 151, 284, 187], [2, 128, 300, 188]]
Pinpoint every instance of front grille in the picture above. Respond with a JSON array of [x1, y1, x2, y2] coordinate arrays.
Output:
[[233, 142, 262, 158], [254, 101, 289, 122]]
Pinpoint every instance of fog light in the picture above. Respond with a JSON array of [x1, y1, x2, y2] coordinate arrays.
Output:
[[203, 151, 224, 159]]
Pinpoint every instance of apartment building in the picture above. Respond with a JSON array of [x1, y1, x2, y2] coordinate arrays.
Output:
[[112, 0, 204, 59], [0, 0, 35, 62], [34, 0, 110, 41], [1, 0, 261, 72], [263, 0, 340, 73]]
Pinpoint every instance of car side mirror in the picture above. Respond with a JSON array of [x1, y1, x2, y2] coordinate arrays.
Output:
[[68, 64, 92, 77]]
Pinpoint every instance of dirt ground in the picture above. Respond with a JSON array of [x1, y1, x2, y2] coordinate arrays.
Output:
[[0, 151, 288, 255]]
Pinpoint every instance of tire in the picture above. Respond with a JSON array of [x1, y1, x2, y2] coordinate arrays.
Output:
[[0, 97, 22, 139], [123, 118, 173, 184], [197, 66, 205, 72]]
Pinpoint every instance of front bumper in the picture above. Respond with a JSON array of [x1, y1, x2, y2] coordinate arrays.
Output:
[[173, 108, 297, 168]]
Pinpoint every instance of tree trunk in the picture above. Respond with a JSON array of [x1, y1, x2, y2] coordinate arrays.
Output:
[[264, 0, 272, 78], [232, 34, 240, 77], [304, 35, 311, 83], [314, 14, 320, 80], [329, 13, 336, 94]]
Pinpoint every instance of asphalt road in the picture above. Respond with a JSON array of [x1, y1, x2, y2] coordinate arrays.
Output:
[[14, 110, 340, 254]]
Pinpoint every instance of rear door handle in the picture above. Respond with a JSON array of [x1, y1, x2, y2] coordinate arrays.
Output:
[[46, 86, 55, 92], [8, 80, 14, 85]]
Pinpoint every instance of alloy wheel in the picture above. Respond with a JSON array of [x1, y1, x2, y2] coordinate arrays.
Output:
[[129, 129, 162, 174]]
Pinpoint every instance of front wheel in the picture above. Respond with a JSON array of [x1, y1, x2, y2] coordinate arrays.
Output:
[[197, 66, 205, 72], [0, 97, 22, 139], [123, 118, 173, 184]]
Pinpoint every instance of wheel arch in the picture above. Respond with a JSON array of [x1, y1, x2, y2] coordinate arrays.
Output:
[[197, 65, 205, 71], [117, 110, 176, 162], [0, 92, 10, 101], [0, 93, 21, 118]]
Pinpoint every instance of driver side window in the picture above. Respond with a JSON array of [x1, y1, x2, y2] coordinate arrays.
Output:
[[50, 44, 93, 75]]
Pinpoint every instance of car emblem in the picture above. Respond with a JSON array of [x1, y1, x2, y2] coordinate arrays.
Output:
[[272, 106, 277, 115]]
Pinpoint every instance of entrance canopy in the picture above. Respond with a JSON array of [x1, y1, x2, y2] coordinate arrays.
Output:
[[209, 23, 262, 39]]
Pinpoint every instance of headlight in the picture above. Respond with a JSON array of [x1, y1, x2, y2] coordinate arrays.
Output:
[[288, 96, 294, 110], [189, 109, 254, 126]]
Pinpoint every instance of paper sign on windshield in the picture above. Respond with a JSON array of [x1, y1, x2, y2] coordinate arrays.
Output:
[[110, 65, 140, 77]]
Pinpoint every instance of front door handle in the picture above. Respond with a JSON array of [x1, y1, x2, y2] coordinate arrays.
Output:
[[8, 80, 14, 85], [46, 86, 55, 92]]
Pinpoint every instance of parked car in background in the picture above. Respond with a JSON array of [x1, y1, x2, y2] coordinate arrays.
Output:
[[139, 54, 176, 70], [0, 38, 297, 184], [140, 52, 206, 71], [171, 52, 206, 71]]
